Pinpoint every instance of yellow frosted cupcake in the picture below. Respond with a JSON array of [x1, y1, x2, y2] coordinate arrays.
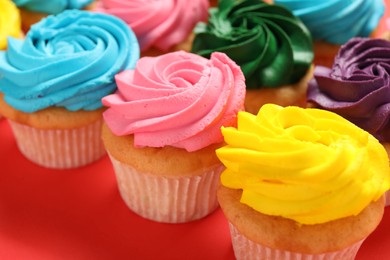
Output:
[[0, 0, 23, 120], [307, 37, 390, 205], [0, 0, 22, 50], [216, 104, 390, 259]]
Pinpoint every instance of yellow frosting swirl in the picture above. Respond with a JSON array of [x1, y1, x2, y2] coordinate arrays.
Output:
[[0, 0, 22, 50], [217, 104, 390, 225]]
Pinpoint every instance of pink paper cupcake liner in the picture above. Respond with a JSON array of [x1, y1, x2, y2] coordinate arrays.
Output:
[[108, 153, 224, 223], [8, 119, 106, 169], [385, 190, 390, 207], [228, 223, 365, 260]]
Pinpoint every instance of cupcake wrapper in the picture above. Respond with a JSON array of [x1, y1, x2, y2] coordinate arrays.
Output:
[[8, 119, 106, 169], [385, 190, 390, 207], [108, 154, 223, 223], [228, 223, 365, 260]]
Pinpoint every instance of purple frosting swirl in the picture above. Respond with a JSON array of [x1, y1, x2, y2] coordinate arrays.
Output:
[[307, 37, 390, 142]]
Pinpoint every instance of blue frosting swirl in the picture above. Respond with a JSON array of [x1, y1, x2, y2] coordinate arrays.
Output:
[[12, 0, 93, 14], [274, 0, 384, 45], [0, 10, 140, 113]]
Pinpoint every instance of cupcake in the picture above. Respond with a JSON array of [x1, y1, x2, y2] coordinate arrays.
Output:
[[94, 0, 209, 57], [216, 104, 390, 259], [307, 37, 390, 204], [274, 0, 385, 68], [0, 10, 140, 169], [0, 0, 23, 120], [0, 0, 22, 50], [209, 0, 218, 7], [12, 0, 96, 32], [101, 51, 246, 223], [382, 18, 390, 41], [191, 0, 314, 114]]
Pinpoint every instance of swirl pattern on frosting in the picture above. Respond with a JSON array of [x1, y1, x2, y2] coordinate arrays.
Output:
[[0, 0, 21, 50], [12, 0, 93, 14], [307, 37, 390, 142], [217, 104, 390, 225], [191, 0, 313, 89], [0, 10, 140, 113], [95, 0, 209, 52], [102, 51, 246, 152], [274, 0, 384, 45]]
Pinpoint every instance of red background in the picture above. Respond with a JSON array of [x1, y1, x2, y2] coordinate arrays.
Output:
[[2, 122, 390, 260], [1, 3, 390, 259]]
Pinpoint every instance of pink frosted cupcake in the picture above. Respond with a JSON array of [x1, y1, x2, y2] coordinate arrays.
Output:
[[217, 104, 389, 259], [94, 0, 209, 56], [101, 51, 246, 223]]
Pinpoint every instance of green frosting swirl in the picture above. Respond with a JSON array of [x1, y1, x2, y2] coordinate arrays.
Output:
[[191, 0, 313, 89]]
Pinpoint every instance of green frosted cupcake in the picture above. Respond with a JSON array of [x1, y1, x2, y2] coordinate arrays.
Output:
[[192, 0, 314, 113]]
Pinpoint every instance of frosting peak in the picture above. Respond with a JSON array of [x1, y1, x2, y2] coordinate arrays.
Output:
[[102, 51, 246, 152], [307, 37, 390, 142], [0, 10, 140, 113], [95, 0, 209, 51], [274, 0, 385, 44], [191, 0, 313, 89], [217, 104, 390, 225]]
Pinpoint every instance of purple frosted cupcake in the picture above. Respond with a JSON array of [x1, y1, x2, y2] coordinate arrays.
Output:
[[307, 37, 390, 204]]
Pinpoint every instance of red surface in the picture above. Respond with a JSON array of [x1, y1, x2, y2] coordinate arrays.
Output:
[[2, 2, 390, 259], [1, 120, 390, 260]]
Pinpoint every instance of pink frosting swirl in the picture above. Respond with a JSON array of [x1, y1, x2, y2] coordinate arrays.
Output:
[[95, 0, 209, 51], [102, 51, 246, 152]]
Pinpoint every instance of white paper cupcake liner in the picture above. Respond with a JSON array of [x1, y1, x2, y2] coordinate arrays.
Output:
[[108, 153, 223, 223], [8, 119, 106, 169], [228, 223, 365, 260]]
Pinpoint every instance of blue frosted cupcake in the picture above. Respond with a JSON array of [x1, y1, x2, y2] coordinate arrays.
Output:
[[13, 0, 96, 32], [274, 0, 385, 67], [0, 10, 139, 168]]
